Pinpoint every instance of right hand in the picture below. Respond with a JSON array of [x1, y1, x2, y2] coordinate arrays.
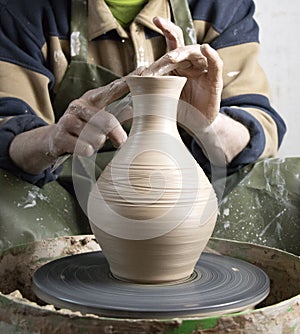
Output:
[[49, 66, 152, 159], [8, 74, 136, 174], [47, 98, 127, 159]]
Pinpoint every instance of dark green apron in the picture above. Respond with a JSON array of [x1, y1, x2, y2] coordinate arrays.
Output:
[[0, 0, 299, 255], [214, 157, 300, 255], [0, 0, 120, 251]]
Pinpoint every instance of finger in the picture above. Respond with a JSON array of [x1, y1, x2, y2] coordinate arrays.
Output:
[[90, 110, 123, 133], [153, 16, 185, 50], [89, 111, 128, 148], [53, 115, 96, 156], [65, 102, 127, 151], [83, 78, 129, 109], [58, 113, 85, 137], [73, 137, 96, 157], [167, 45, 207, 67], [78, 110, 127, 150], [76, 121, 107, 152], [88, 67, 146, 109], [200, 44, 223, 81], [67, 99, 100, 122], [50, 126, 81, 157], [147, 45, 207, 76], [145, 53, 177, 76], [133, 66, 147, 75], [107, 123, 128, 148]]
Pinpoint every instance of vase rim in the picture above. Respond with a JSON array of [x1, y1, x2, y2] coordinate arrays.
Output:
[[126, 75, 187, 81], [125, 75, 187, 98]]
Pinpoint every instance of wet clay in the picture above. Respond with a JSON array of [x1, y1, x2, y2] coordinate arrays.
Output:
[[88, 76, 218, 283]]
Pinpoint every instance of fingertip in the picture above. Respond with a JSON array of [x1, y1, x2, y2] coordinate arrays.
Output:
[[85, 143, 96, 157], [152, 16, 160, 26], [153, 16, 163, 22], [153, 16, 164, 29], [118, 127, 128, 143], [201, 44, 221, 64], [75, 141, 95, 157], [109, 125, 128, 148], [200, 43, 210, 55]]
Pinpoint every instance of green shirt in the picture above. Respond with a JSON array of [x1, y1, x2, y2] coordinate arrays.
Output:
[[105, 0, 148, 28]]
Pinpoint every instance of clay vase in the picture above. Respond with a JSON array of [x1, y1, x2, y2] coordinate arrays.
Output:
[[87, 75, 218, 283]]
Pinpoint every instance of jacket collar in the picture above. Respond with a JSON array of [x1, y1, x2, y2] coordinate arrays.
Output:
[[88, 0, 171, 40]]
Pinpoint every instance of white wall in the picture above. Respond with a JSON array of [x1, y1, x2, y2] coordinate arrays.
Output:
[[254, 1, 300, 157]]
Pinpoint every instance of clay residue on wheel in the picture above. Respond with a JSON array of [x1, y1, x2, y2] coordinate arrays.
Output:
[[0, 235, 100, 302]]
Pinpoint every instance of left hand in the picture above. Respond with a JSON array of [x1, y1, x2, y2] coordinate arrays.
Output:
[[149, 16, 223, 124]]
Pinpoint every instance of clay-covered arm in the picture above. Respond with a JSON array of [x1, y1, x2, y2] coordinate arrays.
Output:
[[150, 16, 250, 166], [9, 77, 131, 175]]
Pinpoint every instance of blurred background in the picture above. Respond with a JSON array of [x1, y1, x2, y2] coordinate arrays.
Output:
[[254, 0, 300, 158]]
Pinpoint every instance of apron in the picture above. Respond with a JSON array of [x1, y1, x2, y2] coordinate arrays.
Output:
[[214, 157, 300, 255], [0, 0, 120, 251], [0, 0, 299, 255]]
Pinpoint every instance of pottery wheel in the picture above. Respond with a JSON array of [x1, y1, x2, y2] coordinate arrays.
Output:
[[33, 251, 270, 318]]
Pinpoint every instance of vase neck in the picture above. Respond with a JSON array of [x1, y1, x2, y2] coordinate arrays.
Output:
[[130, 94, 179, 136], [125, 76, 187, 136]]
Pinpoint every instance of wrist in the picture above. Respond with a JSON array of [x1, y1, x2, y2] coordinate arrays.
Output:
[[193, 113, 250, 165], [9, 125, 58, 174]]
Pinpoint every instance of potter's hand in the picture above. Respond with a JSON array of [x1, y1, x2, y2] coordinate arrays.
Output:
[[8, 76, 135, 175], [151, 16, 222, 123], [9, 100, 127, 175], [48, 99, 127, 159], [150, 17, 249, 165]]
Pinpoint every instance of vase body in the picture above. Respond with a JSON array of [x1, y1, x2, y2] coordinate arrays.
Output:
[[88, 76, 218, 283]]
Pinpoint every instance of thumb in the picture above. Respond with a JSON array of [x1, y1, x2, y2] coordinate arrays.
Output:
[[200, 44, 223, 83]]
